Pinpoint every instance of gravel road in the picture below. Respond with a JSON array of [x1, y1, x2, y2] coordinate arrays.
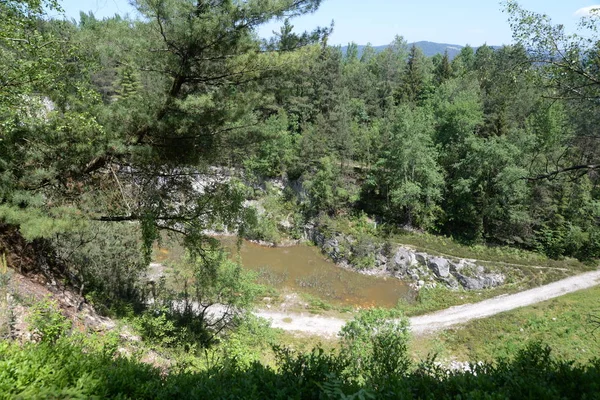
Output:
[[255, 269, 600, 337]]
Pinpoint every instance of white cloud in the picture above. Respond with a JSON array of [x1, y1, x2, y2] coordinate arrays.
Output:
[[574, 5, 600, 17]]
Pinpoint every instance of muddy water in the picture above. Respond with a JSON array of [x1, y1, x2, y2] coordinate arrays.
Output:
[[222, 239, 413, 308]]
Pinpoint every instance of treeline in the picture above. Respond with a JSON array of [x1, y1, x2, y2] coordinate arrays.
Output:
[[240, 34, 600, 260]]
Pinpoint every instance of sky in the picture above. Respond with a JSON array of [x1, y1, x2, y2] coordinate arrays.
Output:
[[56, 0, 600, 46]]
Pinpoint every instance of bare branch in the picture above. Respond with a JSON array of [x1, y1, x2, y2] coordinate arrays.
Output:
[[525, 164, 600, 181]]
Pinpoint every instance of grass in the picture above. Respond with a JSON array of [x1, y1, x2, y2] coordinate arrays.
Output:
[[390, 230, 592, 274], [299, 292, 334, 313], [274, 330, 339, 353], [397, 284, 518, 317], [410, 285, 600, 364]]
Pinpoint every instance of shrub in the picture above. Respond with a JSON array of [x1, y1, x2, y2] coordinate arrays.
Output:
[[26, 298, 71, 343], [0, 335, 599, 399], [151, 249, 261, 347], [339, 308, 411, 385], [52, 222, 147, 314]]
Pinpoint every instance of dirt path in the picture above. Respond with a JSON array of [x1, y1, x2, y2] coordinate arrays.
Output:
[[255, 269, 600, 337]]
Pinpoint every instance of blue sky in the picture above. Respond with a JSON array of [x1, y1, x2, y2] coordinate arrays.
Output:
[[56, 0, 599, 46]]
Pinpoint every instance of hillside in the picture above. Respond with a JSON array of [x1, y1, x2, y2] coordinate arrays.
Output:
[[341, 40, 500, 58]]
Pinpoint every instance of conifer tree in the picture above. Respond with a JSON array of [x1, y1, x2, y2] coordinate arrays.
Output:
[[397, 44, 430, 104], [435, 50, 453, 84]]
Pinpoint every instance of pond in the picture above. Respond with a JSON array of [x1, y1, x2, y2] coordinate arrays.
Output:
[[222, 239, 413, 308]]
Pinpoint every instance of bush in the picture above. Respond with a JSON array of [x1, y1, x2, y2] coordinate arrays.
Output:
[[26, 298, 71, 343], [339, 308, 411, 385], [52, 222, 147, 315], [0, 334, 599, 399], [243, 213, 282, 243], [132, 309, 180, 347], [151, 249, 261, 347]]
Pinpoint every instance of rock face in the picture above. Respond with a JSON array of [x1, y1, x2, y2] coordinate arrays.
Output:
[[304, 224, 506, 291]]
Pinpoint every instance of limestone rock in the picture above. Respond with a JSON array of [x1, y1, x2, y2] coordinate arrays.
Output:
[[428, 257, 450, 277], [376, 253, 388, 267], [394, 248, 416, 269], [415, 252, 428, 265], [455, 273, 505, 290]]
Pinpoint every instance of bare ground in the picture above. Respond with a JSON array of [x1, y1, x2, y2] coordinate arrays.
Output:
[[255, 269, 600, 337]]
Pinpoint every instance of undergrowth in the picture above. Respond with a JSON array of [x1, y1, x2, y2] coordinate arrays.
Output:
[[1, 328, 599, 399]]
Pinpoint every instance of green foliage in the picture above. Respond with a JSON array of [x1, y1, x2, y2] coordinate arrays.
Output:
[[26, 298, 72, 343], [241, 190, 302, 244], [340, 308, 411, 384], [1, 330, 599, 399], [153, 248, 261, 347], [244, 113, 295, 179], [0, 334, 161, 400], [53, 222, 147, 314], [218, 314, 280, 368], [0, 340, 100, 400], [245, 213, 282, 244], [313, 213, 385, 270], [304, 156, 358, 216], [364, 105, 443, 228], [132, 309, 180, 347], [396, 44, 433, 104], [434, 50, 453, 84], [0, 0, 329, 289]]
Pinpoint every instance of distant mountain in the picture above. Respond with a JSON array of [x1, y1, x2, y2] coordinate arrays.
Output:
[[341, 41, 500, 59], [411, 41, 465, 58]]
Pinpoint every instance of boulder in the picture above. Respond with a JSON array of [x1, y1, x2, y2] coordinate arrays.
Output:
[[376, 253, 388, 267], [455, 273, 505, 290], [392, 248, 417, 274], [428, 257, 450, 278], [323, 238, 341, 262], [394, 247, 416, 267], [415, 252, 428, 265], [438, 275, 460, 289], [455, 274, 485, 290]]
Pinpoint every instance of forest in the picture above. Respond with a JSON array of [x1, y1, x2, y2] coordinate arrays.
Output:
[[1, 0, 600, 398]]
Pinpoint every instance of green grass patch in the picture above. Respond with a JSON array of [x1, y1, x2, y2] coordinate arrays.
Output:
[[397, 284, 518, 316], [412, 285, 600, 364], [300, 292, 334, 312]]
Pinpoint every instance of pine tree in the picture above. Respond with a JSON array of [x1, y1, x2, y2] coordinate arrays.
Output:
[[397, 44, 430, 104], [435, 50, 452, 84]]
